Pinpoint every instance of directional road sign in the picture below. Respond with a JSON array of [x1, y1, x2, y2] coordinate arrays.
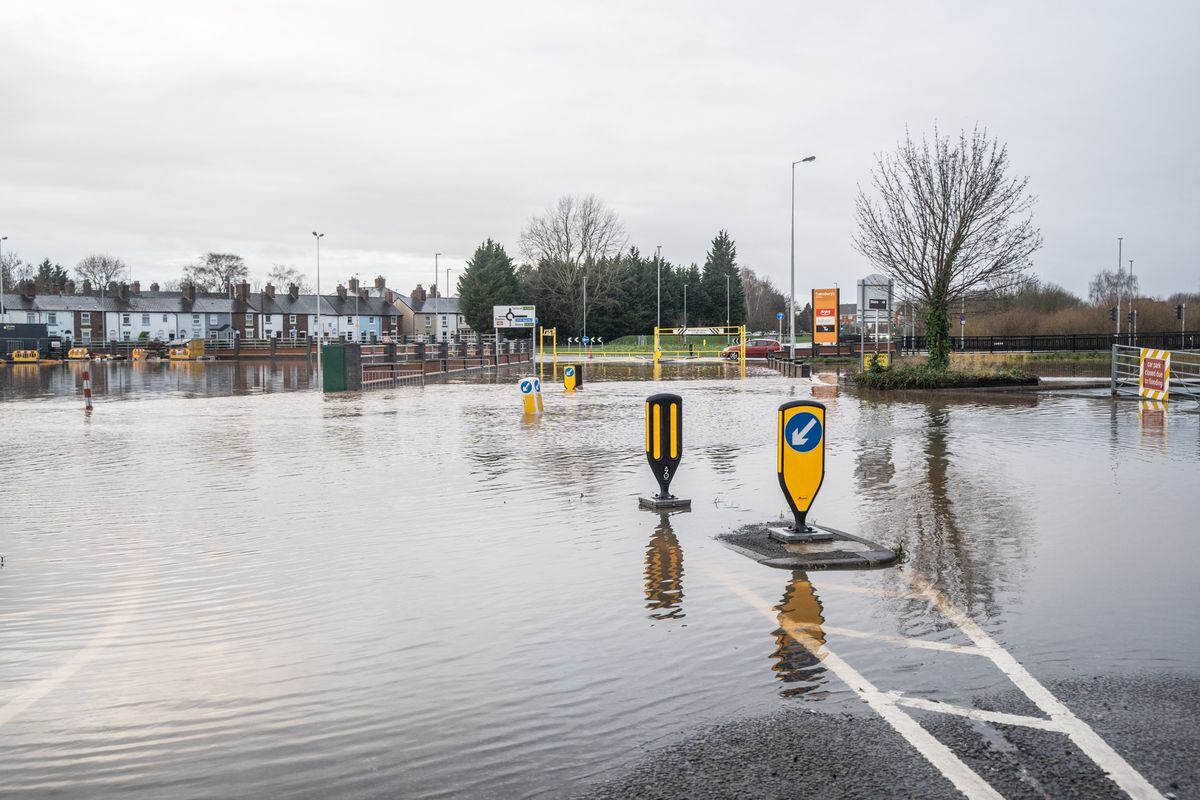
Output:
[[494, 305, 537, 329], [777, 400, 826, 530]]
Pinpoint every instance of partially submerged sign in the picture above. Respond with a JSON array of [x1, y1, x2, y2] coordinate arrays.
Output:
[[519, 376, 544, 414], [494, 305, 537, 328], [776, 400, 826, 535], [1139, 348, 1171, 401], [639, 392, 690, 509]]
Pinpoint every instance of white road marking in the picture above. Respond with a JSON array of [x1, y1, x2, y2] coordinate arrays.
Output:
[[909, 575, 1166, 800], [822, 625, 984, 656], [0, 590, 140, 728], [715, 572, 1006, 800], [887, 693, 1063, 732]]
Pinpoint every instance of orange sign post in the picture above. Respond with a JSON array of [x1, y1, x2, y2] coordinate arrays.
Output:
[[812, 288, 840, 347]]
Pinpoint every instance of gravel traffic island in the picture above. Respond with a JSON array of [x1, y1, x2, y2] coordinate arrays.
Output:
[[720, 522, 901, 571]]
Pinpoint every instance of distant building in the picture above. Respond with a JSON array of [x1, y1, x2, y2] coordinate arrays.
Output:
[[393, 284, 470, 341]]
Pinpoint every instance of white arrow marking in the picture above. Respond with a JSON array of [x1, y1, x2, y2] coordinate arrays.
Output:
[[792, 418, 818, 447]]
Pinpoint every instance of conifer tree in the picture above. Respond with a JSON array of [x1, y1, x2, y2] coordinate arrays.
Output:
[[458, 239, 522, 333]]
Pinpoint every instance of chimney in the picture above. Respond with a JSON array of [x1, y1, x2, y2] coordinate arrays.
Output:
[[288, 283, 299, 300], [337, 283, 348, 300], [374, 275, 386, 291], [428, 284, 439, 299], [107, 281, 118, 295], [348, 277, 359, 292], [131, 280, 141, 294], [82, 280, 93, 294], [265, 283, 276, 299], [359, 287, 369, 302], [64, 279, 76, 295], [117, 283, 129, 301], [182, 282, 196, 303], [385, 289, 395, 304], [21, 280, 36, 300], [236, 281, 250, 302], [149, 282, 160, 292], [412, 284, 426, 303]]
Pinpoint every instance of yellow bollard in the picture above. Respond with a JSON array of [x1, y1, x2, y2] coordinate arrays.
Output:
[[519, 376, 544, 414]]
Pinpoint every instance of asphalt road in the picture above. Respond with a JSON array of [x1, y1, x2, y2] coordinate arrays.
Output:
[[577, 673, 1198, 799]]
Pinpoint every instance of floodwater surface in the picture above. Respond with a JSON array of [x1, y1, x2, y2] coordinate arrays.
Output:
[[1, 362, 1197, 798]]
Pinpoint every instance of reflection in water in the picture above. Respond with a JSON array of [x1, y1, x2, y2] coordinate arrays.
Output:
[[770, 572, 828, 698], [644, 514, 685, 620], [853, 399, 896, 494]]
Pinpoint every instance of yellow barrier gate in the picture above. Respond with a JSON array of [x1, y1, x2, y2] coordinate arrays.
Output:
[[653, 325, 746, 367]]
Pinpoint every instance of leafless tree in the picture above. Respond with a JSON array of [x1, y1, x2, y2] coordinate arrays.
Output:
[[183, 252, 248, 291], [853, 126, 1042, 368], [520, 195, 627, 332], [266, 263, 312, 293], [1087, 268, 1138, 306], [740, 267, 787, 332], [75, 253, 128, 287]]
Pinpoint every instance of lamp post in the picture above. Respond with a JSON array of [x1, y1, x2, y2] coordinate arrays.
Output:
[[1115, 237, 1123, 339], [0, 235, 7, 322], [312, 231, 324, 386], [656, 244, 662, 332], [434, 253, 441, 298], [790, 156, 816, 359], [446, 268, 453, 299], [1129, 258, 1136, 343], [354, 272, 361, 342]]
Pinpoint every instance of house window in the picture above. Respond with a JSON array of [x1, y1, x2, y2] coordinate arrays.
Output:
[[163, 314, 169, 322], [81, 312, 91, 324], [441, 316, 447, 327], [123, 331, 131, 341], [209, 315, 218, 325], [368, 316, 375, 323], [142, 313, 150, 325], [425, 316, 431, 327], [311, 315, 318, 325], [27, 312, 36, 323], [264, 317, 272, 328], [122, 313, 131, 325], [289, 314, 296, 324], [82, 330, 91, 344], [346, 316, 353, 325], [192, 314, 200, 323], [246, 313, 254, 325], [48, 312, 58, 324]]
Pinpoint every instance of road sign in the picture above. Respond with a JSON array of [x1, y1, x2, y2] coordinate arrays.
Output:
[[564, 365, 577, 393], [777, 400, 826, 531], [776, 312, 785, 321], [639, 392, 690, 509], [494, 305, 537, 329], [519, 376, 543, 414], [1139, 348, 1171, 401], [863, 351, 890, 370]]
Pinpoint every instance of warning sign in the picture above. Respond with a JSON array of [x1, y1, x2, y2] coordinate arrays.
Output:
[[777, 400, 826, 529], [1138, 348, 1171, 401]]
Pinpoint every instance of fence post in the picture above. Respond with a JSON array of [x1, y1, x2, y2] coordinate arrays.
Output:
[[1110, 345, 1118, 395]]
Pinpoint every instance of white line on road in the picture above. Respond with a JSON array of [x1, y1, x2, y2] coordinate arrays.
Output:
[[887, 693, 1063, 732]]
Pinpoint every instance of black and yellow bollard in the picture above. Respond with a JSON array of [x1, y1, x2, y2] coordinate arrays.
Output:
[[771, 399, 832, 542], [638, 392, 691, 509]]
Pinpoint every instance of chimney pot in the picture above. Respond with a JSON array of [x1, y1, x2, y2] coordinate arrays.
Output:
[[348, 277, 359, 292], [288, 283, 299, 300], [131, 280, 141, 294], [337, 284, 347, 300], [265, 283, 276, 299], [65, 279, 76, 295], [82, 280, 93, 294], [374, 275, 386, 290], [150, 282, 160, 292], [21, 280, 36, 300]]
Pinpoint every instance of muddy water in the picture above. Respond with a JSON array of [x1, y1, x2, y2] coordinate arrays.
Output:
[[1, 362, 1196, 798]]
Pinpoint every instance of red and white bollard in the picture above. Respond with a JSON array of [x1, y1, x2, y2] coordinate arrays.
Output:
[[83, 369, 93, 411]]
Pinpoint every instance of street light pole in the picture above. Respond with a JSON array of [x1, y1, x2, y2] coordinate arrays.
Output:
[[0, 235, 7, 321], [1129, 258, 1136, 343], [656, 245, 662, 332], [435, 253, 441, 298], [312, 231, 324, 387], [354, 272, 360, 342], [790, 156, 816, 359], [1116, 237, 1123, 339]]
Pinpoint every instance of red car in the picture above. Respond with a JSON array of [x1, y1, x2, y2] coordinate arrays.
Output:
[[722, 338, 783, 359]]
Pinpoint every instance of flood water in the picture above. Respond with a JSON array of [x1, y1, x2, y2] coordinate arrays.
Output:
[[1, 361, 1197, 798]]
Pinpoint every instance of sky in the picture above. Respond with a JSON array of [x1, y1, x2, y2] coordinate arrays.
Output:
[[1, 1, 1198, 300]]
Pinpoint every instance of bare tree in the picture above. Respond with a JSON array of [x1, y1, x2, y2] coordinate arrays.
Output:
[[740, 267, 787, 332], [853, 126, 1042, 369], [183, 252, 248, 291], [520, 195, 627, 333], [266, 263, 312, 293], [1088, 268, 1138, 306], [75, 253, 128, 287], [2, 250, 32, 290]]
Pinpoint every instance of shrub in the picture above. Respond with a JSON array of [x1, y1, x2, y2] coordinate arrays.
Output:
[[851, 364, 1038, 390]]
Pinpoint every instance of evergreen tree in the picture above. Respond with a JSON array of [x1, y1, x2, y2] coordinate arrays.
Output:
[[458, 239, 522, 333], [34, 258, 69, 292], [699, 230, 746, 327]]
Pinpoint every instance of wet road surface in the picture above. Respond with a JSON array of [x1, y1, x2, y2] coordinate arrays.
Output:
[[0, 361, 1197, 797]]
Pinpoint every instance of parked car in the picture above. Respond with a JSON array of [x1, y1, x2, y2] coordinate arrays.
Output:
[[722, 338, 783, 359]]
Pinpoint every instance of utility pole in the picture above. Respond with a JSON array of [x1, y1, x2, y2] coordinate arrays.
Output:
[[656, 245, 662, 332], [1116, 237, 1123, 339], [960, 297, 965, 340], [312, 231, 324, 387], [1129, 259, 1136, 343]]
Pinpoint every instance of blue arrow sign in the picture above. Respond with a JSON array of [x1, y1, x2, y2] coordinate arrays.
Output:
[[532, 378, 541, 393], [776, 312, 785, 320], [784, 412, 822, 453], [520, 379, 533, 394], [565, 367, 574, 377]]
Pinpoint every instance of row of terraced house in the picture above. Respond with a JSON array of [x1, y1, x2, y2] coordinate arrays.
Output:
[[0, 277, 470, 344]]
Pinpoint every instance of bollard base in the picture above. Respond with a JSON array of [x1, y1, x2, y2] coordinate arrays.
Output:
[[639, 495, 692, 510], [768, 526, 836, 544], [720, 522, 899, 571]]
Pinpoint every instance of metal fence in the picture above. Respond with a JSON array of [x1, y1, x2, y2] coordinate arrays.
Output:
[[361, 363, 425, 390], [1111, 344, 1200, 401], [895, 330, 1200, 354]]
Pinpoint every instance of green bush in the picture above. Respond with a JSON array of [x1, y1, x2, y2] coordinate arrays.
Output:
[[851, 363, 1038, 390]]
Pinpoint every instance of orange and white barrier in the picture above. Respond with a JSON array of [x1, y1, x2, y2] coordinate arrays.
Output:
[[1138, 348, 1171, 401], [83, 369, 93, 411]]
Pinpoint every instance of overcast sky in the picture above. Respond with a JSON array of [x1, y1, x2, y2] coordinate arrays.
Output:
[[2, 1, 1197, 300]]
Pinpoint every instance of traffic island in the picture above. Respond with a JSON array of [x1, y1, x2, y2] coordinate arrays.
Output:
[[719, 522, 900, 571]]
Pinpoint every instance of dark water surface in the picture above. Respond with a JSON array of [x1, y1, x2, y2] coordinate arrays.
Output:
[[1, 362, 1196, 798]]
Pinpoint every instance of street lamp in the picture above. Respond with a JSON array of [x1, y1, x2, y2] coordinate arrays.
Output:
[[354, 271, 361, 342], [312, 231, 324, 387], [790, 155, 816, 359], [656, 245, 662, 331], [446, 268, 453, 300], [435, 253, 441, 297], [0, 235, 7, 321]]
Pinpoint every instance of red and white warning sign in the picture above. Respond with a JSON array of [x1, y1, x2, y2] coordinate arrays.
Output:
[[1138, 348, 1171, 401]]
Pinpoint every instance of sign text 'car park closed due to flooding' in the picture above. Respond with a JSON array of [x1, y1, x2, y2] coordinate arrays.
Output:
[[777, 400, 826, 521]]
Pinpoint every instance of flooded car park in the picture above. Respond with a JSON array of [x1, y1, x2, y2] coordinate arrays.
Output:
[[1, 362, 1196, 798]]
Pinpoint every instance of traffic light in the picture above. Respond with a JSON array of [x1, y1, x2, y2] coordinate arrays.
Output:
[[1109, 307, 1117, 322], [1178, 304, 1185, 321], [1128, 310, 1135, 325]]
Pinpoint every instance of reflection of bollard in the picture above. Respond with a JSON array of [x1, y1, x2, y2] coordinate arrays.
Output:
[[771, 573, 827, 697], [771, 400, 829, 543], [644, 514, 684, 620], [638, 393, 690, 509], [519, 376, 544, 414]]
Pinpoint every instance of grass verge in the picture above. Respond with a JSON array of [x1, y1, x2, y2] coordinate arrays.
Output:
[[851, 364, 1039, 390]]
